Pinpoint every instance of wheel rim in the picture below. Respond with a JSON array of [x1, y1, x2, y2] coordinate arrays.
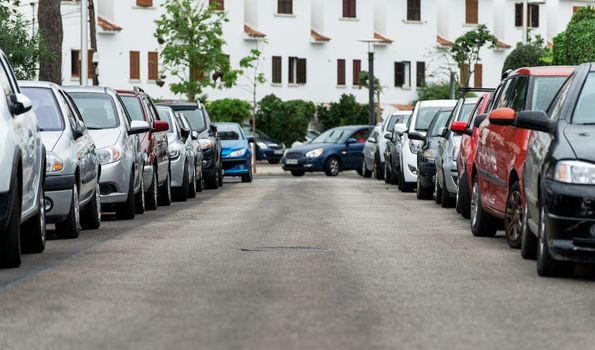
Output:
[[39, 189, 46, 243], [538, 205, 546, 259], [73, 185, 80, 230], [140, 176, 145, 208], [330, 159, 339, 175], [471, 181, 479, 228], [152, 173, 158, 204], [95, 184, 101, 222], [167, 174, 172, 199], [505, 190, 523, 243]]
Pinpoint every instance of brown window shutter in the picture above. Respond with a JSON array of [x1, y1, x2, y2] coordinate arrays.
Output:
[[352, 59, 361, 86], [71, 50, 80, 77], [337, 59, 346, 85], [407, 0, 420, 21], [416, 61, 425, 87], [466, 0, 478, 24], [474, 64, 483, 88], [343, 0, 356, 18], [515, 3, 523, 27], [148, 52, 158, 81], [136, 0, 153, 7], [395, 62, 405, 87], [460, 64, 470, 86], [272, 56, 282, 84], [130, 51, 140, 80], [297, 58, 307, 84], [529, 4, 539, 27], [278, 0, 292, 14]]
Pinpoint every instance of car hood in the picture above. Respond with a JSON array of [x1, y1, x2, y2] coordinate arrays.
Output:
[[564, 124, 595, 163], [40, 131, 64, 152], [89, 128, 121, 149], [287, 143, 334, 154], [221, 140, 248, 152]]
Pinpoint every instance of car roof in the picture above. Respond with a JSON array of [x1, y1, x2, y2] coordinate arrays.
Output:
[[63, 85, 113, 94], [511, 66, 575, 77], [18, 81, 56, 89], [213, 122, 240, 126], [418, 99, 457, 107], [157, 101, 200, 109]]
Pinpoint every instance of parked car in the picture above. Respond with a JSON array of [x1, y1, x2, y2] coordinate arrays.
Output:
[[0, 52, 46, 268], [291, 129, 321, 148], [282, 125, 372, 177], [414, 108, 454, 199], [66, 86, 150, 219], [469, 66, 574, 248], [243, 127, 285, 164], [434, 96, 481, 208], [176, 112, 204, 193], [394, 100, 457, 192], [514, 62, 595, 276], [362, 110, 412, 180], [216, 122, 254, 183], [383, 114, 413, 185], [119, 87, 170, 208], [156, 106, 198, 201], [158, 101, 223, 189], [22, 82, 101, 239]]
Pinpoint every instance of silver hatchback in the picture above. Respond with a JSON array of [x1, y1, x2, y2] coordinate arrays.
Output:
[[65, 86, 150, 220]]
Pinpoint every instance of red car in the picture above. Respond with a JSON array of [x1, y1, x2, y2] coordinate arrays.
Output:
[[468, 66, 574, 248], [451, 92, 492, 219], [118, 87, 170, 211]]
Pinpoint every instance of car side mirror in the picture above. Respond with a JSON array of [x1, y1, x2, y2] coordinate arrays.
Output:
[[489, 108, 516, 126], [128, 120, 151, 135], [346, 137, 358, 145], [450, 121, 468, 135], [383, 132, 392, 141], [180, 127, 190, 140], [248, 136, 255, 143], [515, 110, 554, 133], [10, 93, 32, 116], [408, 131, 425, 141], [367, 137, 377, 144], [191, 131, 199, 140], [152, 120, 169, 132], [210, 124, 218, 134]]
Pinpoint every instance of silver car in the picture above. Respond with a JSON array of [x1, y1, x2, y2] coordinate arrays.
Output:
[[21, 82, 101, 239], [65, 86, 150, 220], [177, 112, 204, 193]]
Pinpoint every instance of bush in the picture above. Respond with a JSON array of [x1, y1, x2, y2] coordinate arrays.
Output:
[[502, 37, 547, 74], [316, 94, 368, 130], [206, 98, 251, 125], [256, 94, 314, 146], [552, 7, 595, 65], [416, 83, 451, 101]]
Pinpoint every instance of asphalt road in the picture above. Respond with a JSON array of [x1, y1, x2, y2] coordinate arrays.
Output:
[[1, 167, 595, 350]]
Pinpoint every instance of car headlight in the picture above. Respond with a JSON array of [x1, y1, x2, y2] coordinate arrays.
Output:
[[305, 148, 324, 158], [96, 145, 122, 165], [198, 139, 213, 150], [554, 160, 595, 184], [409, 140, 423, 154], [256, 141, 268, 149], [229, 149, 247, 157], [46, 152, 64, 173]]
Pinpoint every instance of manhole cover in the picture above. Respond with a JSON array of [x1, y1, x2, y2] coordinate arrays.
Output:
[[240, 246, 333, 252]]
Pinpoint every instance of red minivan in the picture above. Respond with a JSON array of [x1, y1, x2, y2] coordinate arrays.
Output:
[[469, 66, 574, 248]]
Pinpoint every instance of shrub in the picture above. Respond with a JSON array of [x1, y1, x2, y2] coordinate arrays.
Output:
[[416, 83, 451, 102], [316, 94, 368, 130], [502, 37, 547, 74], [552, 7, 595, 65], [256, 94, 314, 146], [206, 98, 251, 125]]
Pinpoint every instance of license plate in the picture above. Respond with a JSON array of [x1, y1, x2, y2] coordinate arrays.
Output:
[[286, 159, 298, 165], [274, 150, 284, 155]]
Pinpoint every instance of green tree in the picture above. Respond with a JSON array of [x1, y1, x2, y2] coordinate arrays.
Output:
[[317, 94, 368, 130], [502, 36, 547, 75], [207, 99, 251, 125], [552, 7, 595, 65], [256, 94, 314, 146], [450, 24, 498, 87], [416, 83, 451, 102]]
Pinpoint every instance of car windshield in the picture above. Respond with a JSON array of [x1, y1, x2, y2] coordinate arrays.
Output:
[[21, 87, 64, 131], [216, 124, 244, 140], [386, 114, 410, 132], [429, 110, 453, 136], [178, 109, 206, 131], [531, 76, 567, 111], [243, 127, 272, 140], [156, 108, 175, 134], [414, 107, 442, 131], [69, 92, 119, 129], [572, 73, 595, 125], [457, 103, 477, 123], [311, 128, 353, 143], [120, 96, 145, 121]]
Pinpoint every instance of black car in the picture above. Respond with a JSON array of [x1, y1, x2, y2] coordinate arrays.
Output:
[[158, 101, 223, 189], [413, 108, 453, 200], [243, 127, 285, 164], [516, 62, 595, 277]]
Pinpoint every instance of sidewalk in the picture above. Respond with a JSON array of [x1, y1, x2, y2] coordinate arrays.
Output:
[[252, 161, 287, 176]]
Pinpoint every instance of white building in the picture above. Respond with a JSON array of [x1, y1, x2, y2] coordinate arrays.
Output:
[[22, 0, 594, 112]]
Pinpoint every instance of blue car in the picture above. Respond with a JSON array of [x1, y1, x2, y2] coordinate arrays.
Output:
[[215, 123, 253, 183], [282, 125, 373, 177]]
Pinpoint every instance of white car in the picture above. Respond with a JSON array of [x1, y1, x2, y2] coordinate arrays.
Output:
[[361, 110, 412, 179], [0, 51, 46, 268], [394, 100, 457, 192]]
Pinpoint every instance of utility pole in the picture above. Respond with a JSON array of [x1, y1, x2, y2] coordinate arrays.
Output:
[[80, 0, 89, 86], [523, 0, 528, 44], [30, 2, 35, 37], [360, 40, 380, 126]]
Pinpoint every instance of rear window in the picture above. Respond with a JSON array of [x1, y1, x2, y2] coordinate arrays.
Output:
[[120, 96, 145, 121], [21, 87, 64, 131], [531, 76, 567, 111], [178, 109, 207, 131], [429, 110, 452, 136], [414, 107, 441, 131], [216, 124, 244, 140], [386, 114, 409, 132], [573, 73, 595, 125], [69, 92, 119, 129], [458, 103, 477, 123]]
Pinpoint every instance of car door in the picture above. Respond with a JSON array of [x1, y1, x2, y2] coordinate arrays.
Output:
[[343, 128, 371, 170], [115, 94, 143, 187], [144, 97, 169, 181]]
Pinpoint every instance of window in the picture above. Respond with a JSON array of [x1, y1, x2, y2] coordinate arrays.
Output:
[[474, 64, 482, 88], [416, 61, 425, 87], [515, 3, 539, 27], [515, 3, 523, 27], [209, 0, 224, 10], [70, 92, 120, 129], [509, 76, 529, 112], [288, 57, 307, 84], [572, 74, 595, 124], [71, 49, 80, 77], [394, 61, 411, 87], [278, 0, 292, 14], [21, 87, 64, 131], [272, 56, 282, 84], [466, 0, 478, 24], [129, 51, 140, 80], [136, 0, 152, 7], [353, 59, 361, 86], [148, 52, 158, 81], [343, 0, 356, 18], [407, 0, 420, 21], [337, 59, 346, 86], [530, 76, 567, 111]]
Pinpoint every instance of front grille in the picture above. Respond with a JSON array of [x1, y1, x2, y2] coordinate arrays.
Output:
[[285, 152, 302, 159], [222, 160, 246, 170], [100, 184, 117, 196]]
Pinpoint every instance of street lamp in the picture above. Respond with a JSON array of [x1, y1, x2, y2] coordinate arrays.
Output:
[[360, 39, 383, 126]]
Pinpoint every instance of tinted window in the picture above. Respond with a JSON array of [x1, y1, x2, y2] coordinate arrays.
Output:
[[414, 107, 441, 131], [21, 87, 64, 131], [69, 92, 119, 129], [311, 128, 352, 143], [458, 103, 477, 123], [509, 76, 529, 112], [179, 109, 207, 131], [156, 108, 175, 134], [494, 79, 514, 109], [216, 124, 244, 140], [573, 73, 595, 125], [351, 129, 370, 143], [386, 114, 410, 132], [531, 76, 567, 111], [120, 96, 145, 121], [429, 110, 452, 136]]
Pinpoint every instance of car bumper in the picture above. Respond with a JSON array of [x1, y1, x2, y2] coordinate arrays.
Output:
[[402, 148, 418, 183], [443, 158, 459, 195], [45, 189, 73, 222], [257, 148, 284, 161], [222, 157, 250, 175], [170, 156, 186, 188], [418, 160, 436, 188], [282, 156, 325, 172], [100, 160, 132, 204]]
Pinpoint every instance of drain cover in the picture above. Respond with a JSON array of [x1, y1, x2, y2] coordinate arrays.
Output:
[[240, 246, 333, 252]]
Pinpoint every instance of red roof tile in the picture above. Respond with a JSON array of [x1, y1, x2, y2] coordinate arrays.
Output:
[[374, 32, 393, 44], [311, 29, 331, 42], [97, 17, 122, 32], [437, 35, 454, 47], [244, 24, 266, 38]]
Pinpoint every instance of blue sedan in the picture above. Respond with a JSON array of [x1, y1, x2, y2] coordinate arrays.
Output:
[[282, 125, 373, 177], [215, 123, 253, 183]]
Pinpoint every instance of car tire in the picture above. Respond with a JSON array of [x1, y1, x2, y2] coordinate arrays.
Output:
[[21, 179, 46, 254], [521, 202, 538, 260], [173, 165, 189, 202], [56, 184, 81, 239], [81, 183, 101, 230], [291, 170, 305, 177], [440, 173, 456, 208], [416, 176, 431, 200], [457, 171, 471, 219], [384, 162, 391, 184], [0, 177, 21, 268], [145, 170, 158, 211], [324, 157, 340, 177], [361, 161, 372, 178], [470, 175, 498, 237], [196, 167, 204, 193], [268, 159, 281, 164], [537, 204, 574, 277], [205, 172, 219, 189], [188, 167, 197, 199], [504, 181, 523, 249], [135, 175, 145, 214], [158, 171, 172, 206], [434, 175, 442, 204], [242, 168, 253, 183], [116, 172, 136, 220], [373, 155, 383, 180], [218, 162, 224, 188], [398, 165, 413, 192]]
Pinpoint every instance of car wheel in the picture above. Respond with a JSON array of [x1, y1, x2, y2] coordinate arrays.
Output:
[[470, 175, 498, 237], [457, 171, 471, 219], [218, 162, 224, 188], [173, 165, 189, 202], [135, 174, 145, 214], [21, 180, 46, 254], [116, 172, 136, 220], [241, 167, 253, 183], [384, 162, 391, 184], [0, 177, 21, 267], [196, 167, 204, 193], [504, 181, 523, 249], [188, 167, 197, 199], [537, 204, 574, 277], [158, 171, 172, 206], [56, 184, 81, 239], [434, 175, 442, 205], [145, 170, 158, 211], [416, 176, 431, 200], [205, 171, 219, 189], [324, 157, 340, 177], [362, 161, 372, 178], [440, 173, 456, 208], [398, 164, 411, 192], [81, 182, 101, 230], [521, 202, 538, 260], [291, 170, 305, 177]]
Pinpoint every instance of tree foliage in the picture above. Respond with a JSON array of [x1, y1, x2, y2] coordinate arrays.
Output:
[[416, 83, 451, 102], [256, 94, 314, 146], [450, 24, 498, 87], [502, 36, 547, 74], [316, 94, 368, 130], [207, 98, 251, 125], [552, 7, 595, 65]]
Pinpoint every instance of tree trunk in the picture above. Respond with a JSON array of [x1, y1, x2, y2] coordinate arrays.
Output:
[[37, 0, 63, 84], [88, 0, 98, 85]]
